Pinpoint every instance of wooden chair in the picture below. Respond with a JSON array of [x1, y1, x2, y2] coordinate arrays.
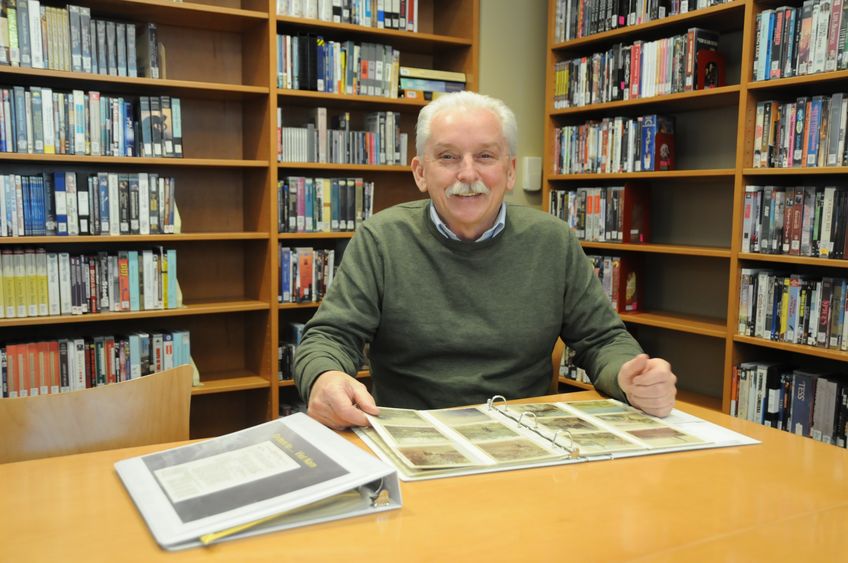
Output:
[[0, 365, 193, 464], [550, 337, 565, 394]]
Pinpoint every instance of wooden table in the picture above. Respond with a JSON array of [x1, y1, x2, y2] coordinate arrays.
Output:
[[2, 391, 846, 562]]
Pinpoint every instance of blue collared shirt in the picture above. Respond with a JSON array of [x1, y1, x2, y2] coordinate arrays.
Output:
[[429, 202, 507, 242]]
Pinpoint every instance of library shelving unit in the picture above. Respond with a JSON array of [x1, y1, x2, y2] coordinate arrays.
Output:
[[273, 2, 479, 412], [544, 0, 848, 416], [733, 4, 848, 415], [0, 0, 278, 438], [543, 0, 750, 411], [0, 0, 478, 438]]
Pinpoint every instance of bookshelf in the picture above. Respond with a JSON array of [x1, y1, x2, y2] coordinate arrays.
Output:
[[0, 0, 478, 437], [273, 2, 479, 415], [0, 0, 278, 438], [544, 0, 746, 410], [545, 0, 848, 429]]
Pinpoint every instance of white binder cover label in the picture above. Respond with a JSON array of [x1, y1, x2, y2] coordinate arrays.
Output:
[[155, 442, 301, 503]]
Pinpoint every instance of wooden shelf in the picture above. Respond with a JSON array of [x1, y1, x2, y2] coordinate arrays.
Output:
[[734, 335, 848, 362], [551, 1, 745, 53], [275, 15, 473, 51], [83, 0, 268, 32], [193, 370, 270, 396], [0, 154, 269, 167], [0, 66, 269, 99], [620, 311, 728, 338], [743, 166, 848, 175], [278, 89, 427, 111], [0, 232, 271, 244], [737, 253, 848, 269], [547, 169, 735, 181], [279, 232, 355, 240], [278, 302, 321, 310], [550, 84, 740, 116], [558, 377, 594, 390], [580, 241, 731, 258], [747, 69, 848, 92], [277, 162, 411, 172], [0, 299, 270, 327]]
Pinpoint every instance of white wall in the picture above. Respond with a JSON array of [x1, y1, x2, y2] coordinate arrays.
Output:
[[479, 0, 548, 209]]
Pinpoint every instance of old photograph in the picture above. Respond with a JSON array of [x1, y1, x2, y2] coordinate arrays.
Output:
[[627, 427, 705, 447], [567, 400, 631, 415], [595, 412, 666, 429], [570, 431, 640, 454], [374, 408, 429, 426], [452, 422, 519, 442], [397, 444, 475, 468], [430, 407, 493, 426], [507, 403, 567, 417], [537, 416, 599, 433], [475, 439, 554, 463], [382, 425, 450, 446]]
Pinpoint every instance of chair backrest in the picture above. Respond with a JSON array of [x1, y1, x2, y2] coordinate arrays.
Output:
[[550, 337, 565, 394], [0, 365, 193, 464]]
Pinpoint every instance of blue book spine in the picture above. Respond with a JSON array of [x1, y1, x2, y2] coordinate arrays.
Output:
[[764, 11, 775, 80], [167, 249, 177, 309], [790, 371, 818, 437], [98, 173, 109, 233], [22, 176, 32, 235], [33, 176, 45, 236], [330, 179, 340, 230], [806, 97, 822, 166], [128, 250, 140, 311], [770, 278, 781, 340], [124, 101, 135, 156], [305, 178, 314, 231], [281, 246, 291, 303]]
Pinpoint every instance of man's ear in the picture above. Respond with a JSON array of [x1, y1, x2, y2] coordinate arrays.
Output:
[[411, 156, 428, 194], [505, 157, 517, 192]]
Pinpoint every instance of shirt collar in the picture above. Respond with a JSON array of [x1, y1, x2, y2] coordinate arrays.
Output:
[[429, 201, 507, 242]]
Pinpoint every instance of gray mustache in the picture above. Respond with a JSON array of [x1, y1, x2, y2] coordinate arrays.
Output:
[[446, 181, 490, 197]]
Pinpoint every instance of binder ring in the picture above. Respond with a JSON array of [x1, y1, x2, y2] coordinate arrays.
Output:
[[517, 411, 537, 429], [552, 429, 580, 458], [487, 395, 507, 411]]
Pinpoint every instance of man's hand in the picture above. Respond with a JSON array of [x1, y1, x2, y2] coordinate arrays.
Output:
[[307, 370, 380, 430], [617, 354, 677, 417]]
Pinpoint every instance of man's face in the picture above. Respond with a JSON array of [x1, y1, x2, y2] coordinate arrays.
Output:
[[411, 107, 516, 241]]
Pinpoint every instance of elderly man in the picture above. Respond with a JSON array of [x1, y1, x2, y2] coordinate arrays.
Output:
[[294, 91, 677, 429]]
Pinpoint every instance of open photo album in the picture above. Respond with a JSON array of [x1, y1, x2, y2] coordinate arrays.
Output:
[[355, 397, 758, 481]]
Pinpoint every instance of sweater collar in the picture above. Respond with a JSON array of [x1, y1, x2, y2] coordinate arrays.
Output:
[[428, 201, 507, 242]]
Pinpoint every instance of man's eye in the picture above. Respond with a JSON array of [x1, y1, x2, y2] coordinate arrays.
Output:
[[439, 154, 458, 160]]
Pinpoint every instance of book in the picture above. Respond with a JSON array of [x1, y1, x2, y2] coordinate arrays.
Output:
[[114, 412, 402, 550], [355, 397, 758, 481]]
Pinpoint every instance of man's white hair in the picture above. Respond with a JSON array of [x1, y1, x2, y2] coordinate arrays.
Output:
[[415, 91, 518, 157]]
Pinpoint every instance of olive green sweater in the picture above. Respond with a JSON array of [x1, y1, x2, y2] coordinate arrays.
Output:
[[294, 200, 641, 409]]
